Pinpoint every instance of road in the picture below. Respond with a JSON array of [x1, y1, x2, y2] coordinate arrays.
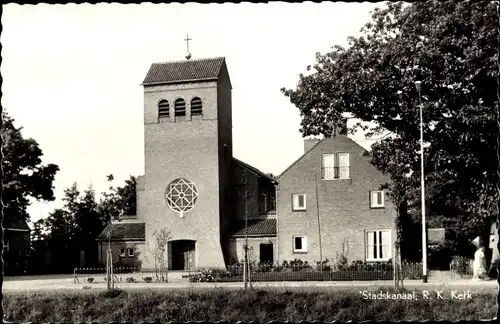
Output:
[[2, 276, 499, 292]]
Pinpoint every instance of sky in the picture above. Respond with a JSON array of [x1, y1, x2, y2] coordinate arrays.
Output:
[[2, 2, 385, 224]]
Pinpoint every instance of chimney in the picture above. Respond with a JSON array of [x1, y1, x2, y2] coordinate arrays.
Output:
[[304, 138, 320, 153], [334, 118, 348, 136]]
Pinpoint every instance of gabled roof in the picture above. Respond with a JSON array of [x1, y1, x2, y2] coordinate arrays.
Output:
[[142, 57, 226, 86], [277, 135, 370, 180], [233, 158, 277, 183], [277, 139, 324, 179], [96, 222, 145, 241], [4, 219, 30, 232], [229, 219, 277, 237]]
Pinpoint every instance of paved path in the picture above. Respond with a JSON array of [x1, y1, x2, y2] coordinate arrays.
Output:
[[3, 277, 499, 292]]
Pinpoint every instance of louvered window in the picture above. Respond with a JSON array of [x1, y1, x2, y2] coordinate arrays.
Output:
[[191, 97, 203, 116], [158, 100, 170, 118], [174, 98, 186, 117]]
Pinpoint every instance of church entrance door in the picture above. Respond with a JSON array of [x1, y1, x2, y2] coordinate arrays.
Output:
[[170, 240, 196, 271]]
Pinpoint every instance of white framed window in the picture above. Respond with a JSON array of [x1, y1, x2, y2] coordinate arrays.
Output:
[[366, 230, 391, 261], [292, 193, 306, 211], [293, 235, 307, 253], [322, 154, 335, 180], [337, 153, 350, 179], [322, 153, 350, 180], [370, 190, 385, 208], [119, 248, 126, 257]]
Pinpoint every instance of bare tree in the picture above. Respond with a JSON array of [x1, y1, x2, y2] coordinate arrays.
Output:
[[150, 228, 171, 283]]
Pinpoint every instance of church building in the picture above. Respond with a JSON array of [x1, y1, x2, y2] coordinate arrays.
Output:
[[97, 56, 397, 270]]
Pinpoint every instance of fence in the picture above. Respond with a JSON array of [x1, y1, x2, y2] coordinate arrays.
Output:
[[74, 261, 424, 284], [449, 256, 474, 280]]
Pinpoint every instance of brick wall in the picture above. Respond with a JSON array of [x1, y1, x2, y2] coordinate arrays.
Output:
[[97, 241, 146, 268], [277, 135, 397, 265], [231, 163, 261, 219], [227, 237, 277, 265], [136, 175, 145, 222], [216, 64, 234, 265], [142, 80, 227, 269]]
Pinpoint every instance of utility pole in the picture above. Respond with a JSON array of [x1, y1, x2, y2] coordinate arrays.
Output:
[[415, 80, 428, 283], [234, 166, 258, 290], [107, 229, 113, 290], [314, 171, 323, 272], [243, 168, 253, 289], [243, 168, 248, 290], [235, 168, 250, 289]]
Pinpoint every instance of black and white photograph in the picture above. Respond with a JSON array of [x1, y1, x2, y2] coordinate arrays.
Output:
[[1, 0, 500, 322]]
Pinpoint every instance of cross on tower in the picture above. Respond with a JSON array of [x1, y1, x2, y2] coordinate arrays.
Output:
[[184, 34, 192, 60]]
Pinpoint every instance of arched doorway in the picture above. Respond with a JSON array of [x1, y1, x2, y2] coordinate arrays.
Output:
[[169, 240, 196, 270]]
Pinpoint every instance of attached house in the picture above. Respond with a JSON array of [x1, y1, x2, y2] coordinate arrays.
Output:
[[276, 132, 397, 265]]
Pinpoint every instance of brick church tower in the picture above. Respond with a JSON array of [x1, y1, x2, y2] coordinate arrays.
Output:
[[141, 57, 233, 269]]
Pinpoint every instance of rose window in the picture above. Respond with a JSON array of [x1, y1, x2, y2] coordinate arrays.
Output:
[[165, 178, 198, 217]]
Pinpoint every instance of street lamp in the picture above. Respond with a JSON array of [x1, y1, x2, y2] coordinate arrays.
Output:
[[415, 80, 428, 283]]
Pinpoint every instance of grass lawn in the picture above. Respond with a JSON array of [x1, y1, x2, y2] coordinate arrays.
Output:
[[4, 286, 497, 322]]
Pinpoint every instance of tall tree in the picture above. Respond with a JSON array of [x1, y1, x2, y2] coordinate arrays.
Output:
[[281, 1, 498, 252], [2, 112, 59, 226], [30, 175, 138, 273], [98, 175, 137, 222]]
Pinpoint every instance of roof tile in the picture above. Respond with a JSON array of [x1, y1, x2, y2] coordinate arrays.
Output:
[[97, 222, 145, 241], [229, 219, 277, 237], [143, 57, 225, 85]]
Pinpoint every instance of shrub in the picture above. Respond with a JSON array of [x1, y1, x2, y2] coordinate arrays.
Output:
[[189, 268, 232, 282], [315, 258, 331, 271], [227, 263, 243, 276], [126, 277, 136, 283], [344, 260, 393, 272], [287, 259, 312, 271], [451, 255, 471, 276], [98, 289, 127, 299], [86, 277, 94, 283], [428, 242, 453, 270], [401, 262, 423, 279], [334, 239, 350, 270], [142, 276, 153, 283], [255, 261, 274, 272]]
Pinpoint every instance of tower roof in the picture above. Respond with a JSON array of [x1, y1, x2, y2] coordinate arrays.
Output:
[[142, 57, 226, 86]]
